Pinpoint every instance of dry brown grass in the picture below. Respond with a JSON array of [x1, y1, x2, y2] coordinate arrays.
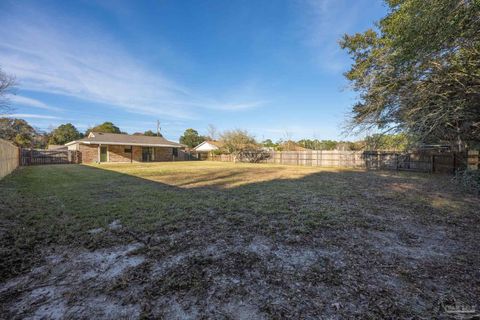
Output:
[[92, 161, 359, 188], [1, 162, 479, 318]]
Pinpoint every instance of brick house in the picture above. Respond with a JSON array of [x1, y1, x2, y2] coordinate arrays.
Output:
[[65, 132, 185, 163]]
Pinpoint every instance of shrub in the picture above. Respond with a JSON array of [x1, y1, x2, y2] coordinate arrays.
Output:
[[453, 170, 480, 195]]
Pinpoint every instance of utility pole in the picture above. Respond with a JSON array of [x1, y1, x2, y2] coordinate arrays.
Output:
[[156, 120, 161, 136]]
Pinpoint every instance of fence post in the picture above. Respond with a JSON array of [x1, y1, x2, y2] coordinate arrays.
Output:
[[469, 150, 480, 170], [452, 153, 456, 174]]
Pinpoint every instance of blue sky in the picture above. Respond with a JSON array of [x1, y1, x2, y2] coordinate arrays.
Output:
[[0, 0, 386, 142]]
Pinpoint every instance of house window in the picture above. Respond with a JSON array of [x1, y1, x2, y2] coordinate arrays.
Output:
[[125, 147, 132, 153], [173, 148, 178, 157], [142, 147, 155, 161]]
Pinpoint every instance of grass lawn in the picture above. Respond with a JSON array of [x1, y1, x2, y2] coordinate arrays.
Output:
[[1, 162, 479, 318]]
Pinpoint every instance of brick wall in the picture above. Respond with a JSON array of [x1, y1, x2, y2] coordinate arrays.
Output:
[[79, 144, 98, 163], [154, 147, 173, 161], [132, 146, 142, 162], [77, 144, 175, 163], [108, 145, 134, 162]]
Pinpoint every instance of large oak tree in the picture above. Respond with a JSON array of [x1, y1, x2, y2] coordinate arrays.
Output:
[[49, 123, 82, 145], [179, 128, 208, 148], [85, 122, 122, 135], [340, 0, 480, 150]]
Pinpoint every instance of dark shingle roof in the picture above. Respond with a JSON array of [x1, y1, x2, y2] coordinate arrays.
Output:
[[66, 132, 184, 147]]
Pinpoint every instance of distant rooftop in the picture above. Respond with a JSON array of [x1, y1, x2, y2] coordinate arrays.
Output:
[[65, 132, 184, 148]]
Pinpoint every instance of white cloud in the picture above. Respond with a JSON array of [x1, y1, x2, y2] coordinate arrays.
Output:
[[8, 95, 63, 112], [217, 101, 266, 111], [297, 0, 371, 72], [5, 113, 61, 119], [0, 4, 264, 119]]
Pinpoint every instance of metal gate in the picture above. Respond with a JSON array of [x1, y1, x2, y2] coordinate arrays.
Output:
[[21, 149, 80, 166]]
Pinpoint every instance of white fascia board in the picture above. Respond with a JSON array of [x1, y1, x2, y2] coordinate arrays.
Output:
[[79, 141, 181, 147], [64, 141, 78, 146]]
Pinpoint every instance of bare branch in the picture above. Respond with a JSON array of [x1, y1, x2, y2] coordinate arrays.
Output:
[[0, 68, 16, 114]]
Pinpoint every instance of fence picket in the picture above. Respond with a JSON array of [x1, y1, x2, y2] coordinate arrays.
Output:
[[206, 150, 471, 174]]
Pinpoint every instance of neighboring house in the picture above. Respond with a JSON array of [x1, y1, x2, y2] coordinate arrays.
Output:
[[47, 145, 68, 151], [193, 140, 223, 153], [65, 132, 184, 163], [280, 141, 311, 151]]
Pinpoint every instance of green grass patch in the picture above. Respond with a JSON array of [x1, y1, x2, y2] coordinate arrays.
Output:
[[1, 162, 477, 281]]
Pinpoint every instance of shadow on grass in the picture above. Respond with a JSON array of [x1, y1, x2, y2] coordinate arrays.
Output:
[[1, 163, 479, 318], [1, 163, 476, 280]]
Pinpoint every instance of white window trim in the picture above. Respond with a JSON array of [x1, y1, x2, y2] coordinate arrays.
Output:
[[98, 144, 109, 163]]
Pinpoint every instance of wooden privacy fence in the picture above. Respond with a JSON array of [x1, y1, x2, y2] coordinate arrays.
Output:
[[209, 150, 477, 174], [20, 149, 81, 166], [0, 139, 19, 179], [175, 150, 199, 161]]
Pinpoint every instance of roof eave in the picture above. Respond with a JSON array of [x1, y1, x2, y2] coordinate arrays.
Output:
[[73, 141, 182, 147], [64, 140, 79, 146]]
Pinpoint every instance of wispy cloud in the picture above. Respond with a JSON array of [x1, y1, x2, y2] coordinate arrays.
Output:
[[296, 0, 372, 72], [8, 95, 63, 112], [5, 113, 61, 119], [0, 3, 264, 119], [212, 101, 266, 111]]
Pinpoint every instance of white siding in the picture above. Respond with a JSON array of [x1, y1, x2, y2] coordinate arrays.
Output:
[[195, 142, 218, 152]]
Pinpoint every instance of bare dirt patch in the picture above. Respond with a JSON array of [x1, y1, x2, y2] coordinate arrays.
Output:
[[1, 163, 479, 318], [2, 218, 478, 319], [1, 243, 144, 319]]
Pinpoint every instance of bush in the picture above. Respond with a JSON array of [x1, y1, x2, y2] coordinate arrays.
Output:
[[453, 170, 480, 195], [240, 150, 271, 163]]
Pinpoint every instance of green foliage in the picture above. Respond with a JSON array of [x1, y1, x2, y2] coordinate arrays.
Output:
[[297, 139, 338, 150], [144, 130, 163, 137], [211, 149, 223, 156], [261, 139, 278, 149], [86, 122, 122, 135], [48, 123, 82, 145], [340, 0, 480, 149], [364, 133, 411, 151], [347, 141, 365, 151], [179, 128, 208, 148], [0, 117, 36, 147]]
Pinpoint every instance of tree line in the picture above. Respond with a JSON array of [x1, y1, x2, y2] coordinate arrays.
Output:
[[0, 115, 411, 154], [0, 119, 163, 148], [179, 127, 411, 151]]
